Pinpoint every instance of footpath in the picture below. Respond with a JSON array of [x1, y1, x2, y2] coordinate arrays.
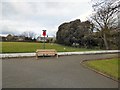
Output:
[[0, 50, 119, 58]]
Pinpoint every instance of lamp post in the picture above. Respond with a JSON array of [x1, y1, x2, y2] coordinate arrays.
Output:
[[42, 30, 46, 49]]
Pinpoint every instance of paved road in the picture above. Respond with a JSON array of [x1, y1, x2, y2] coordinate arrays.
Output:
[[2, 54, 119, 88]]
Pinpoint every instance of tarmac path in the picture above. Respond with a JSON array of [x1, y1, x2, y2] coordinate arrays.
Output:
[[2, 54, 119, 88]]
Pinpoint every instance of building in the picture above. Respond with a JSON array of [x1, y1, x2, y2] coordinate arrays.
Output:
[[36, 36, 47, 42], [36, 35, 56, 43], [0, 34, 26, 42]]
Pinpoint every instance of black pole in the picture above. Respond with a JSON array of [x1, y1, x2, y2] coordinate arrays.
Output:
[[44, 36, 45, 49], [42, 30, 46, 49]]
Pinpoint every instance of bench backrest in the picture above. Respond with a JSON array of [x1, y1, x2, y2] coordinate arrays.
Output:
[[36, 49, 57, 54]]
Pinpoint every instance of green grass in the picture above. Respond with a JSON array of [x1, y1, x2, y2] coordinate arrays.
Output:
[[0, 42, 97, 53], [84, 58, 120, 80]]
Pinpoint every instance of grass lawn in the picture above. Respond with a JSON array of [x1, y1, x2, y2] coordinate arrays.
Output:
[[0, 42, 98, 53], [84, 58, 120, 80]]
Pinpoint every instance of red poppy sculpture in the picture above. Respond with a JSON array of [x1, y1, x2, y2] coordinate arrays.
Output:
[[42, 30, 46, 49], [42, 30, 46, 36]]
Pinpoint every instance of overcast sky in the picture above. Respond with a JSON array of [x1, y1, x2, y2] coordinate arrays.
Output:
[[0, 0, 93, 37]]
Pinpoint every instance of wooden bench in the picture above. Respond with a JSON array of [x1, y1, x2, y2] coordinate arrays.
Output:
[[36, 49, 58, 59]]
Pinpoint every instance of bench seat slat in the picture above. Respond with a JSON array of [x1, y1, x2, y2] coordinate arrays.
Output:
[[36, 49, 58, 59]]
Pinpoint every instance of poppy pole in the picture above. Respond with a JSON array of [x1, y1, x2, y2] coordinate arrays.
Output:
[[42, 30, 46, 49]]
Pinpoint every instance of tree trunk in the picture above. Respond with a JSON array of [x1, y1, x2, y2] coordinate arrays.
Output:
[[103, 33, 109, 50]]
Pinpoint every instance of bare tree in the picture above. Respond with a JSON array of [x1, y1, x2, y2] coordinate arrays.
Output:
[[21, 32, 28, 37], [91, 0, 119, 49], [28, 31, 36, 39], [21, 31, 36, 39]]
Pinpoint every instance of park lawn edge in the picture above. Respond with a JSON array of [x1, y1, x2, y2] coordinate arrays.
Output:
[[1, 42, 100, 53], [81, 58, 119, 81]]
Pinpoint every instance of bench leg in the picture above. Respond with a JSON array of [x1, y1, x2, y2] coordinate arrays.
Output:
[[56, 54, 58, 58], [36, 54, 38, 60]]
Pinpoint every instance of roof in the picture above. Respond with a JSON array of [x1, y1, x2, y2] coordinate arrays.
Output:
[[0, 34, 8, 37]]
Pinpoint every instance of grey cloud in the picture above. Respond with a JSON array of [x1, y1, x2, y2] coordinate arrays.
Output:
[[1, 26, 19, 35], [2, 2, 18, 19], [1, 1, 92, 36]]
